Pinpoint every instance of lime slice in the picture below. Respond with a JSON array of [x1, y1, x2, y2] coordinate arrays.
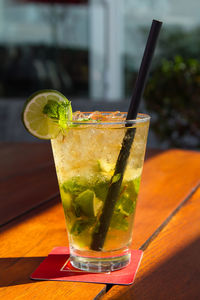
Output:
[[60, 190, 72, 211], [74, 189, 103, 217], [22, 89, 72, 139]]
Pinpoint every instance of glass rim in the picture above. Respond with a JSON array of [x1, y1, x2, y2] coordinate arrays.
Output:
[[69, 112, 150, 126]]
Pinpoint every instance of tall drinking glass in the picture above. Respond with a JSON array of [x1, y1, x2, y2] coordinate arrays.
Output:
[[51, 112, 150, 272]]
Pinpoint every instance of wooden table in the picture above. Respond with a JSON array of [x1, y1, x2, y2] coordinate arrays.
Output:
[[0, 143, 200, 299]]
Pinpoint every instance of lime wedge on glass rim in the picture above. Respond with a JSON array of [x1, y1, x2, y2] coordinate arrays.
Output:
[[22, 90, 72, 139]]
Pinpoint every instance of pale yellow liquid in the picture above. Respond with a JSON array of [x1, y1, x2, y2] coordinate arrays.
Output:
[[51, 116, 149, 253]]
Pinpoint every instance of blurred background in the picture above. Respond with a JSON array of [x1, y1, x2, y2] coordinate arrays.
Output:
[[0, 0, 199, 149]]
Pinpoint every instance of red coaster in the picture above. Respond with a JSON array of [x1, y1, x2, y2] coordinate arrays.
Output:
[[30, 247, 143, 285]]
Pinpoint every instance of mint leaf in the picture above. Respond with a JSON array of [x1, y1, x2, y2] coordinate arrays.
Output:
[[134, 176, 141, 194], [125, 178, 140, 200], [62, 177, 89, 196], [114, 179, 139, 217], [58, 101, 70, 128], [43, 100, 59, 119], [43, 99, 71, 129], [121, 194, 135, 215], [73, 203, 82, 217], [111, 173, 121, 184], [115, 193, 135, 217], [70, 220, 89, 235], [93, 179, 109, 201], [110, 212, 129, 231], [70, 218, 96, 235]]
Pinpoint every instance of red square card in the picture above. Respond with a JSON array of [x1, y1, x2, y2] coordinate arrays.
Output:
[[30, 247, 143, 285]]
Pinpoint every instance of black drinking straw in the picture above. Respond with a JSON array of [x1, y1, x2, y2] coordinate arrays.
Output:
[[91, 20, 162, 251]]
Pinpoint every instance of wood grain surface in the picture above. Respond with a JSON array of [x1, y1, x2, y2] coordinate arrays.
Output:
[[130, 149, 200, 250], [0, 144, 199, 300], [0, 142, 53, 179], [0, 144, 160, 227], [101, 187, 200, 300], [0, 143, 59, 226], [0, 200, 106, 300]]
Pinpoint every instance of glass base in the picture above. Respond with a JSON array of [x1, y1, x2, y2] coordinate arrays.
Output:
[[70, 247, 131, 273]]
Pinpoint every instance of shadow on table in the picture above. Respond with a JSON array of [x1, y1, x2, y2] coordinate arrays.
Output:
[[1, 236, 200, 291], [0, 256, 45, 287], [107, 236, 200, 299], [145, 148, 164, 160], [0, 148, 164, 234]]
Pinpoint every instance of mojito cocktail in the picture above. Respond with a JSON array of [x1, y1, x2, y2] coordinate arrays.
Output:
[[21, 89, 150, 272], [51, 111, 150, 272]]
